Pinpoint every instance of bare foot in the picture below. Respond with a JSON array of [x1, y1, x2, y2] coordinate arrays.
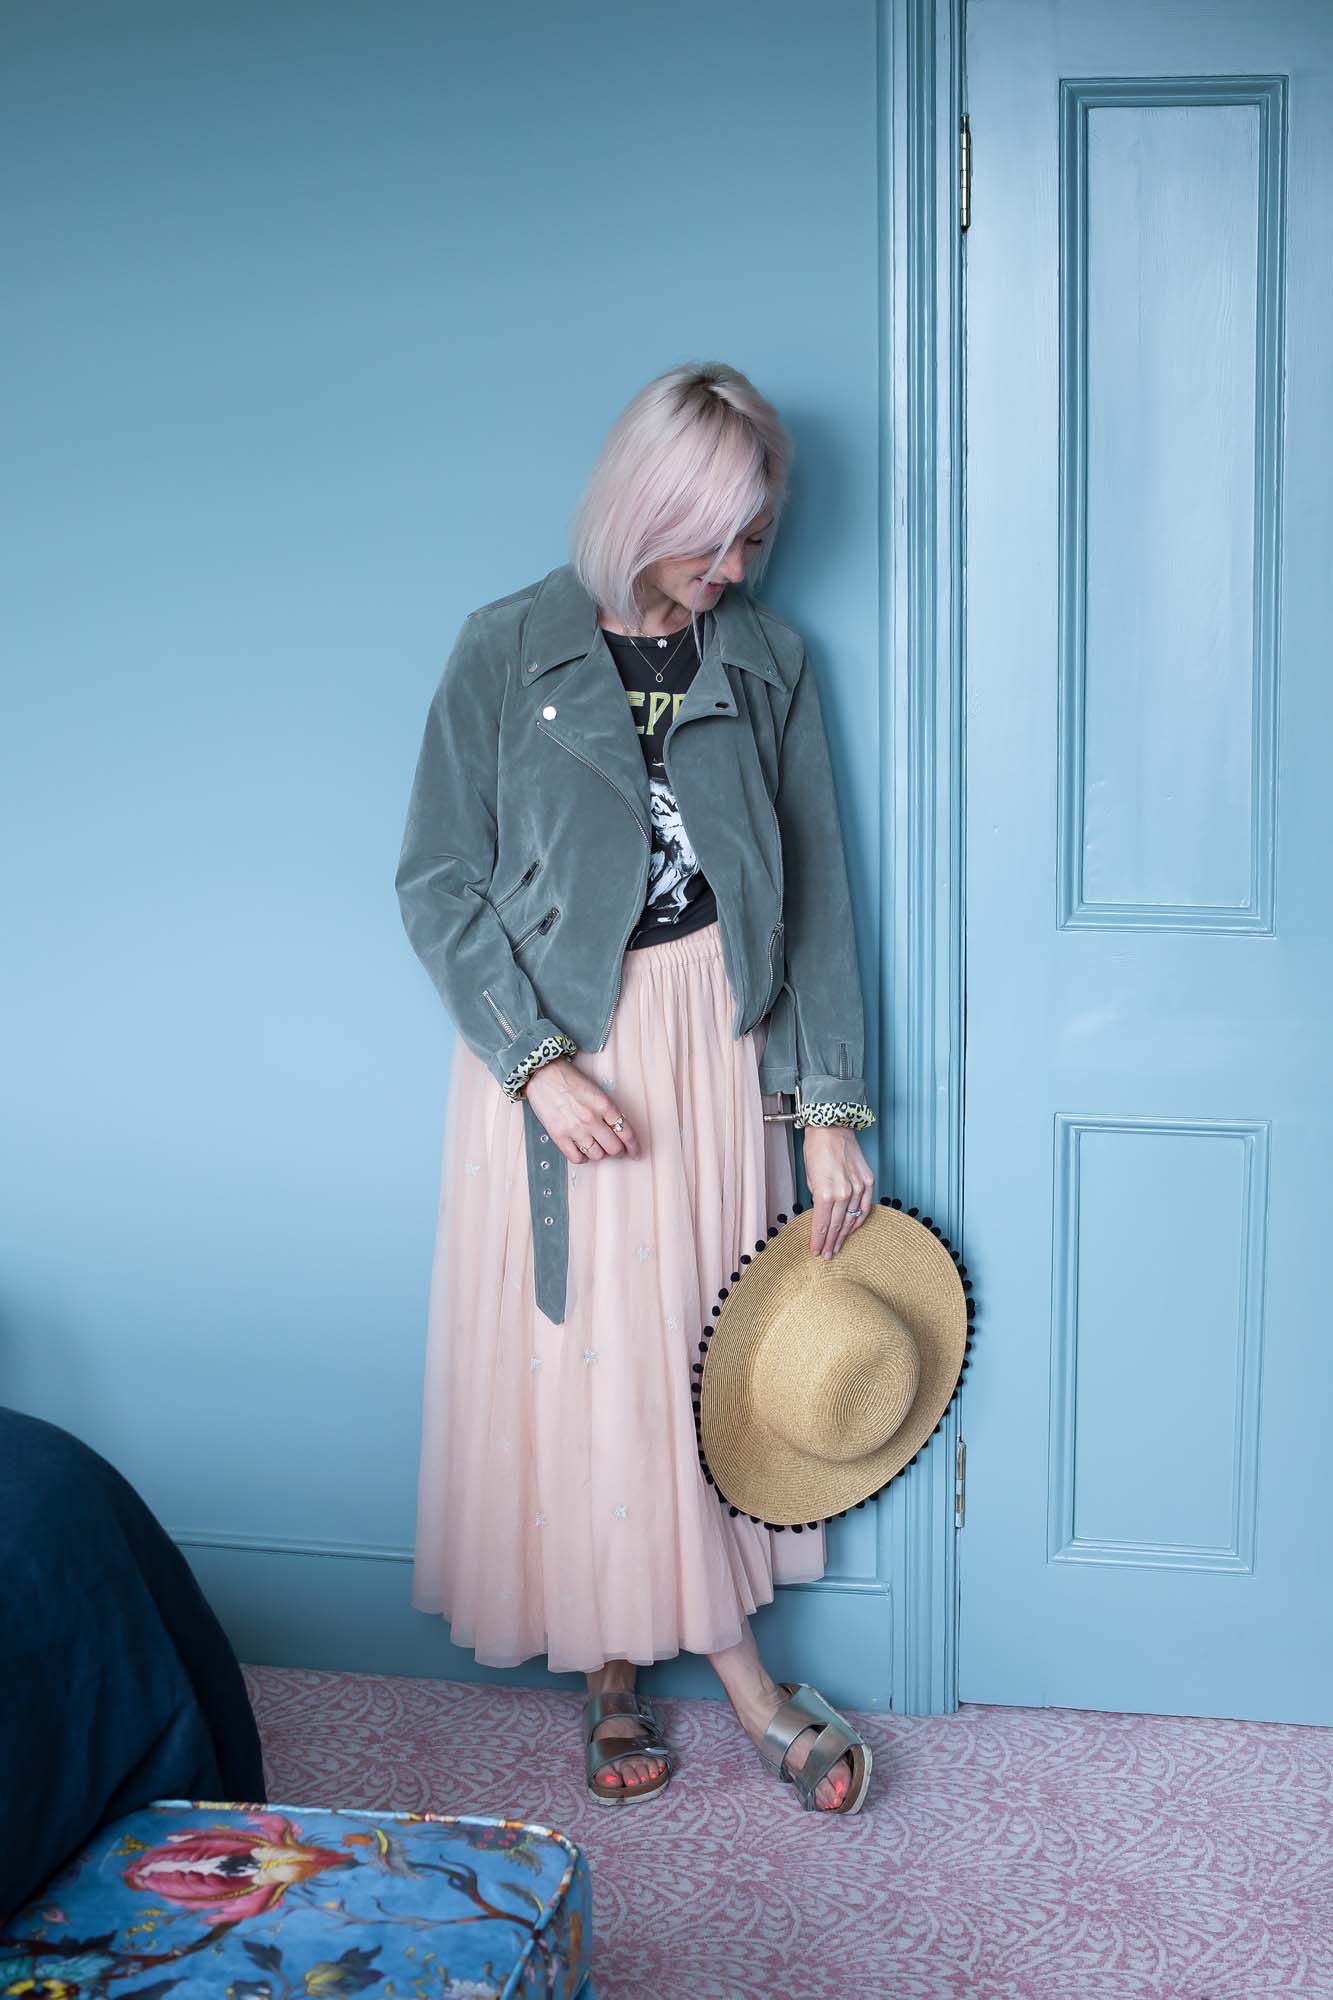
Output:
[[585, 1664, 668, 1793]]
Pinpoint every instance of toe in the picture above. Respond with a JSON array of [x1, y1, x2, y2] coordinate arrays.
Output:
[[817, 1755, 852, 1810]]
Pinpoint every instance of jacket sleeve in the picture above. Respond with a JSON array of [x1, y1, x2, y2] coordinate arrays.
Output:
[[773, 648, 876, 1133], [394, 612, 579, 1102]]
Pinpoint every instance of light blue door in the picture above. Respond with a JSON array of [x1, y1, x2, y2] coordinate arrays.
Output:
[[962, 0, 1332, 1723]]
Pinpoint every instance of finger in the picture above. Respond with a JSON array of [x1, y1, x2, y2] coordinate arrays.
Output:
[[820, 1199, 851, 1257], [830, 1204, 863, 1255], [832, 1184, 872, 1248], [840, 1187, 877, 1252], [809, 1193, 848, 1257], [596, 1102, 638, 1157]]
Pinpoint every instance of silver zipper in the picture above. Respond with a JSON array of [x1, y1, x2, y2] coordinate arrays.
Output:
[[548, 735, 651, 847], [493, 856, 541, 911], [481, 988, 517, 1038], [513, 905, 560, 951]]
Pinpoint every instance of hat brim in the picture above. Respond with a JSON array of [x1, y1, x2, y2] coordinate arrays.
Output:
[[694, 1197, 974, 1529]]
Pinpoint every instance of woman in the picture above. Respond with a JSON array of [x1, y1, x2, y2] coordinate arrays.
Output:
[[396, 362, 878, 1813]]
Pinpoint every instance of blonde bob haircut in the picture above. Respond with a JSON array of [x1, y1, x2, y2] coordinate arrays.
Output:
[[570, 360, 792, 637]]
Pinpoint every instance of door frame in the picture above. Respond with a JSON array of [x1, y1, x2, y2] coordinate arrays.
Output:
[[875, 0, 968, 1714]]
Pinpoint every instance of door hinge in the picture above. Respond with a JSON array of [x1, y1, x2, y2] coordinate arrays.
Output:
[[959, 113, 971, 233], [954, 1435, 967, 1529]]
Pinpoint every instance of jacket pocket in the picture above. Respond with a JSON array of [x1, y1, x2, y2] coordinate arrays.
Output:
[[491, 855, 542, 911], [513, 905, 560, 953]]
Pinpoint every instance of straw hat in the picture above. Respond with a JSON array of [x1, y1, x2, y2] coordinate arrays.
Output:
[[691, 1195, 977, 1531]]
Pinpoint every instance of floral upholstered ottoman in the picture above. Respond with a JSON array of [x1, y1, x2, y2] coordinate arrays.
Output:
[[0, 1801, 593, 2000]]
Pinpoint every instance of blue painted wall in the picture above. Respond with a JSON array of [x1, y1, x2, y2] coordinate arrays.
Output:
[[1, 0, 894, 1697]]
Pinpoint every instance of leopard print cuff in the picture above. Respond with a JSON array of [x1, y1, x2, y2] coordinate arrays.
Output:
[[500, 1031, 580, 1104], [792, 1099, 877, 1132]]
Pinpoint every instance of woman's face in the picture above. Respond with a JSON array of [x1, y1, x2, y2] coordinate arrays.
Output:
[[642, 507, 774, 616]]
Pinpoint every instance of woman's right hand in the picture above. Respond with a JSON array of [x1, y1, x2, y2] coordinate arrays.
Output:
[[521, 1057, 641, 1166]]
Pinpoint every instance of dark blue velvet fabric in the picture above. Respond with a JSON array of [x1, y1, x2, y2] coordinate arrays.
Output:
[[0, 1406, 265, 1924]]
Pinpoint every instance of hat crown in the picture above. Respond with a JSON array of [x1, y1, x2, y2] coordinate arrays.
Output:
[[752, 1275, 920, 1465]]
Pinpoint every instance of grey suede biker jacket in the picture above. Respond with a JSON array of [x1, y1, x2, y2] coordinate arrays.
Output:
[[395, 559, 875, 1323]]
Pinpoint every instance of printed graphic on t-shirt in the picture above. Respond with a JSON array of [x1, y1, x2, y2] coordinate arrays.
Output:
[[602, 624, 718, 946], [646, 774, 701, 925]]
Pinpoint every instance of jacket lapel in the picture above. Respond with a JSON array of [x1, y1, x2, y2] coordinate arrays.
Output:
[[518, 563, 784, 841], [532, 624, 654, 841]]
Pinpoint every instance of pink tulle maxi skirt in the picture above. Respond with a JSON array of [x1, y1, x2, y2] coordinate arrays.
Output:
[[412, 917, 827, 1672]]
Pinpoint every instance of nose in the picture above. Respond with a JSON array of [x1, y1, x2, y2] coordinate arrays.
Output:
[[719, 543, 748, 583]]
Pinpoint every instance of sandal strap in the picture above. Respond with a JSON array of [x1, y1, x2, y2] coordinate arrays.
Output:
[[796, 1722, 857, 1799], [580, 1712, 668, 1792], [756, 1682, 823, 1773], [583, 1688, 659, 1735], [758, 1683, 869, 1811], [583, 1688, 671, 1787]]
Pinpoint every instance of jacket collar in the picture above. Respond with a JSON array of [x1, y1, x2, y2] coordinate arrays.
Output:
[[520, 561, 785, 686]]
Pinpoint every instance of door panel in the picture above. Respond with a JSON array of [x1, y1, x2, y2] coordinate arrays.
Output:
[[962, 0, 1331, 1722]]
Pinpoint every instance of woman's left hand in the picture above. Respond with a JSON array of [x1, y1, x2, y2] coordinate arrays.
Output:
[[801, 1127, 875, 1259]]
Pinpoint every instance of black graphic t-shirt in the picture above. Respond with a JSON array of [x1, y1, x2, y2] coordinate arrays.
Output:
[[602, 621, 719, 950]]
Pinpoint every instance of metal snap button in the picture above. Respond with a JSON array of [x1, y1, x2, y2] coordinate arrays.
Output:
[[528, 663, 539, 672], [540, 1158, 549, 1169], [543, 1216, 554, 1225], [542, 704, 557, 719], [539, 1132, 549, 1142]]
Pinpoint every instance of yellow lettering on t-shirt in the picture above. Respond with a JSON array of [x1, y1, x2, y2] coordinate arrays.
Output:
[[623, 687, 689, 737]]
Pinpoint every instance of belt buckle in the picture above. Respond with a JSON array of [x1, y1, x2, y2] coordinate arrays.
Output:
[[762, 1081, 803, 1125]]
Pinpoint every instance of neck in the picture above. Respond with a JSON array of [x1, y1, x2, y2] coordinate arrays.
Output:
[[598, 584, 699, 639]]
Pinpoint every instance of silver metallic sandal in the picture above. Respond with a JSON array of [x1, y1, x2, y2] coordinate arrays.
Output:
[[583, 1688, 674, 1806], [755, 1682, 873, 1814]]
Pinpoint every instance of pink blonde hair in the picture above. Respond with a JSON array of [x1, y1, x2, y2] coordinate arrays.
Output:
[[570, 361, 792, 634]]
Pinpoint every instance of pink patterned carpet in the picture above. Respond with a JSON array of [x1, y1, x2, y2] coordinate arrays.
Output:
[[241, 1665, 1331, 2000]]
